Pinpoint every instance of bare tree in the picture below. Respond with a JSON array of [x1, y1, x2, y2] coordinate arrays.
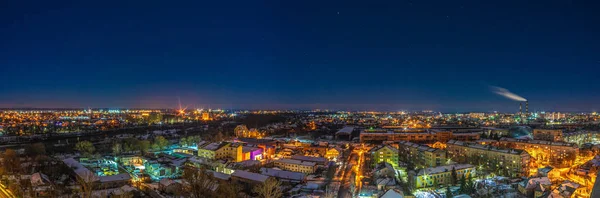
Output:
[[215, 181, 241, 198], [252, 178, 282, 198], [77, 171, 97, 198], [182, 167, 218, 198]]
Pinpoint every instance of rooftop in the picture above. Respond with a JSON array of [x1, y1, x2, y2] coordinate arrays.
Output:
[[275, 158, 317, 167], [417, 164, 474, 176], [231, 170, 269, 183], [447, 140, 526, 155], [260, 168, 305, 181]]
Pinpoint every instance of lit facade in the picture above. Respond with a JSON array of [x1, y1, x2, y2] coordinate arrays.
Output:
[[274, 159, 317, 174], [446, 140, 531, 177], [411, 164, 476, 189], [398, 141, 447, 168], [496, 138, 578, 168], [370, 145, 399, 168], [325, 147, 342, 161], [234, 125, 264, 138], [533, 129, 563, 141]]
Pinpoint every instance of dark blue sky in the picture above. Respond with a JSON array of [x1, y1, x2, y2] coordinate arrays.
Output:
[[1, 0, 599, 112]]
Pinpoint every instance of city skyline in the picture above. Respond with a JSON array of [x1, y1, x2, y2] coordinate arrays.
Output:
[[1, 0, 599, 111]]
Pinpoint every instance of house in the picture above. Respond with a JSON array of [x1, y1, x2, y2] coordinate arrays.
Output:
[[551, 180, 585, 198], [372, 162, 396, 179], [31, 172, 53, 197], [274, 159, 317, 174], [158, 178, 183, 195], [518, 177, 551, 197], [231, 170, 270, 189], [380, 189, 404, 198], [376, 177, 397, 191], [290, 155, 327, 166], [538, 166, 560, 182], [98, 173, 131, 189], [325, 147, 342, 161], [260, 168, 305, 183]]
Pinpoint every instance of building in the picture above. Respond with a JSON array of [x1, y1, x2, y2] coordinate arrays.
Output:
[[237, 138, 277, 159], [260, 168, 306, 183], [370, 145, 399, 168], [359, 128, 478, 143], [241, 146, 263, 161], [410, 164, 475, 189], [231, 170, 270, 190], [325, 147, 342, 161], [533, 129, 563, 141], [198, 142, 228, 160], [446, 140, 531, 177], [274, 159, 317, 174], [201, 112, 211, 121], [517, 177, 551, 197], [398, 141, 447, 168], [290, 155, 327, 166], [563, 131, 600, 146], [496, 138, 578, 168]]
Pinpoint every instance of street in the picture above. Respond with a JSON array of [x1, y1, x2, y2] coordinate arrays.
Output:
[[338, 153, 358, 198]]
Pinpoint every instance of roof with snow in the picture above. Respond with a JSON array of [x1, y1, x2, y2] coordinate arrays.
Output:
[[260, 168, 305, 182], [231, 170, 269, 183]]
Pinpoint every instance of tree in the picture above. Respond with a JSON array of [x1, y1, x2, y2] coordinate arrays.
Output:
[[465, 175, 475, 194], [77, 171, 97, 198], [153, 136, 169, 151], [215, 181, 240, 198], [459, 175, 467, 194], [75, 141, 95, 157], [446, 185, 453, 198], [253, 177, 282, 198], [25, 142, 46, 157], [138, 140, 151, 154], [2, 149, 21, 174], [215, 131, 224, 142], [451, 167, 458, 185], [112, 142, 122, 155], [182, 167, 217, 198]]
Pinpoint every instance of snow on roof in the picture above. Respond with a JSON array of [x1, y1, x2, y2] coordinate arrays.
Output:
[[260, 168, 305, 181], [212, 171, 231, 180], [202, 142, 226, 151], [62, 158, 99, 183], [99, 173, 131, 183], [31, 172, 51, 186], [380, 189, 404, 198], [231, 170, 269, 183], [526, 177, 552, 189], [242, 146, 261, 153], [290, 155, 326, 163], [336, 126, 354, 134], [159, 178, 176, 186], [276, 158, 316, 167]]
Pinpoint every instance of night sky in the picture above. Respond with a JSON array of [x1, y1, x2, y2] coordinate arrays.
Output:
[[1, 0, 599, 112]]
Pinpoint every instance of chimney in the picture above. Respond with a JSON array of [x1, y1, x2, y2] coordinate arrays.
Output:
[[526, 100, 529, 115], [519, 103, 523, 115]]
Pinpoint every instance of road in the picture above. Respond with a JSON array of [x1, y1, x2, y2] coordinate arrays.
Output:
[[338, 153, 358, 198], [0, 184, 15, 198]]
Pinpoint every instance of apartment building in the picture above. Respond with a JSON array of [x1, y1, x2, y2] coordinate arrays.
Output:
[[398, 141, 447, 168], [446, 140, 531, 177]]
